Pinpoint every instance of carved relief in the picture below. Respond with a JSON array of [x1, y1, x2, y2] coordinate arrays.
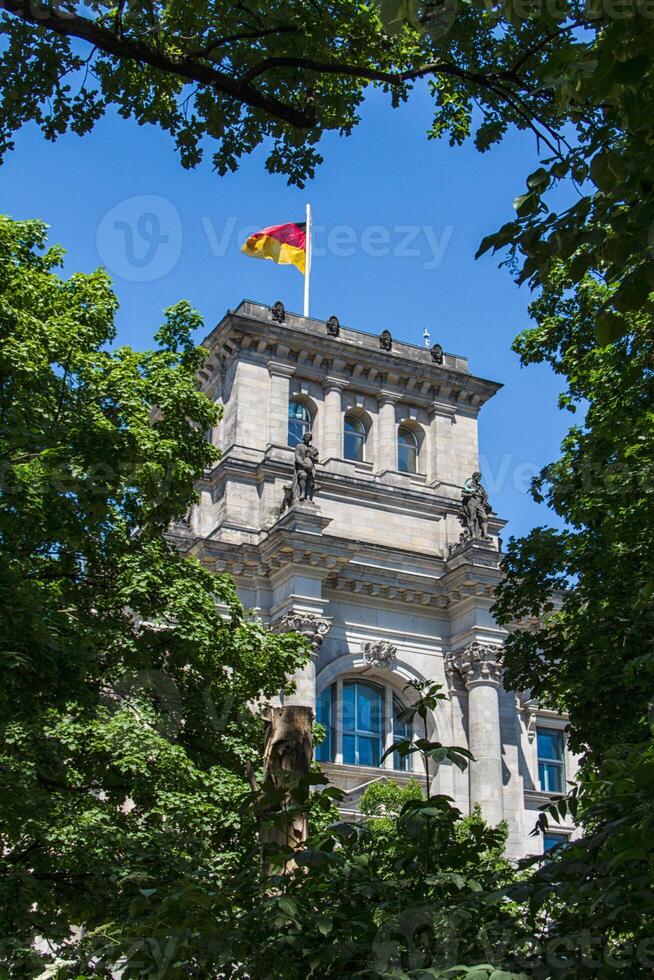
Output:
[[362, 640, 397, 668], [517, 692, 538, 742], [379, 329, 393, 351], [273, 612, 331, 650], [430, 343, 444, 364], [326, 315, 340, 337], [446, 641, 503, 687]]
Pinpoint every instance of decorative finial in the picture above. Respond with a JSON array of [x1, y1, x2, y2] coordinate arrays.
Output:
[[423, 327, 430, 349]]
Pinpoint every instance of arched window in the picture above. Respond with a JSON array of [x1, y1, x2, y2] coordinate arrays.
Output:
[[288, 400, 311, 447], [343, 680, 384, 767], [397, 426, 418, 473], [316, 679, 414, 771], [344, 414, 366, 462]]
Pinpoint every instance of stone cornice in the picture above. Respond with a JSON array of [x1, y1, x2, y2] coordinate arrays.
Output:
[[177, 527, 504, 614], [201, 302, 502, 415]]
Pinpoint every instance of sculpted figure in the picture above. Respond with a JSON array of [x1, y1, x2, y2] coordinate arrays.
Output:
[[431, 342, 443, 364], [460, 471, 491, 540], [379, 329, 393, 351], [326, 315, 340, 337], [271, 300, 286, 323], [293, 431, 319, 502]]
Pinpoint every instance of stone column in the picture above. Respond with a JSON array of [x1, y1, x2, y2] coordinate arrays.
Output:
[[322, 378, 344, 462], [447, 642, 504, 825], [271, 612, 331, 712], [267, 359, 294, 446], [376, 390, 398, 473]]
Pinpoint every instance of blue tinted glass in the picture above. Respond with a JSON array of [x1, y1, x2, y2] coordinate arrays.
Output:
[[357, 683, 382, 733], [539, 762, 563, 793], [344, 416, 365, 461], [342, 682, 356, 732], [288, 401, 311, 447], [343, 733, 356, 765], [538, 730, 563, 761], [397, 429, 417, 473], [393, 697, 411, 771], [358, 736, 381, 767], [543, 833, 567, 853], [316, 685, 333, 762], [342, 681, 384, 767], [344, 431, 363, 460]]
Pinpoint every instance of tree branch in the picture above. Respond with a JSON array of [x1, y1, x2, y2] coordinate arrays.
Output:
[[2, 1, 316, 129], [191, 25, 299, 59]]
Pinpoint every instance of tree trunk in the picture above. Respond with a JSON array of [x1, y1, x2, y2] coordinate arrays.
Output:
[[261, 705, 313, 870]]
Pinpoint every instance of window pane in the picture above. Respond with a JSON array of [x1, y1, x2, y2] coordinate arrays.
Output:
[[543, 833, 567, 853], [357, 683, 383, 733], [537, 730, 564, 761], [358, 736, 381, 768], [344, 431, 364, 461], [393, 696, 411, 772], [539, 761, 563, 794], [288, 400, 311, 447], [343, 734, 356, 765], [342, 681, 384, 767], [288, 418, 307, 447], [342, 682, 356, 734], [344, 416, 365, 462], [316, 685, 333, 763]]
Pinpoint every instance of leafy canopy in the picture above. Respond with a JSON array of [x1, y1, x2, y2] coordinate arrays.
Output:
[[0, 215, 307, 973]]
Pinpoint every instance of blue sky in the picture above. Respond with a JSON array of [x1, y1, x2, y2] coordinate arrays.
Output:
[[1, 81, 569, 543]]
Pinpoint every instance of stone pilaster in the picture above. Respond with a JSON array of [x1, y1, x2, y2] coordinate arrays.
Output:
[[322, 378, 344, 461], [271, 612, 331, 711], [428, 400, 457, 486], [376, 390, 398, 472], [447, 641, 504, 826], [267, 359, 294, 445]]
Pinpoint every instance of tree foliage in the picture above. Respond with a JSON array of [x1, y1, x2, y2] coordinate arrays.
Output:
[[489, 262, 654, 976], [0, 215, 307, 973]]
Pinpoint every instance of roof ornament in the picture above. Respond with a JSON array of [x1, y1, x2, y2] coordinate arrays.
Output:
[[326, 315, 340, 337], [423, 327, 430, 348], [379, 329, 393, 351], [271, 300, 286, 323], [431, 343, 444, 364]]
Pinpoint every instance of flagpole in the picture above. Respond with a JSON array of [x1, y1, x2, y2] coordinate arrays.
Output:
[[303, 202, 312, 317]]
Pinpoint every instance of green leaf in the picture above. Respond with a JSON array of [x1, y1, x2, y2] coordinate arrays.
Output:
[[278, 896, 299, 917], [595, 311, 627, 346], [527, 167, 550, 191]]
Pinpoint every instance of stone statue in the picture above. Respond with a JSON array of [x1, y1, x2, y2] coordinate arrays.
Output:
[[271, 300, 286, 323], [326, 315, 340, 337], [379, 329, 393, 351], [279, 483, 294, 514], [459, 471, 492, 541], [431, 343, 443, 364], [293, 431, 319, 502]]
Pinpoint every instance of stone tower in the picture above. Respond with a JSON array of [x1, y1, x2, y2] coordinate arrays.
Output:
[[171, 300, 575, 860]]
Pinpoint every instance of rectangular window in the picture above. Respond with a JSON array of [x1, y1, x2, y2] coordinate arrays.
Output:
[[537, 728, 565, 793], [543, 832, 568, 853]]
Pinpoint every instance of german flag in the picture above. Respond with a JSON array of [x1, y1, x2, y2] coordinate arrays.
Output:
[[241, 221, 307, 275]]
